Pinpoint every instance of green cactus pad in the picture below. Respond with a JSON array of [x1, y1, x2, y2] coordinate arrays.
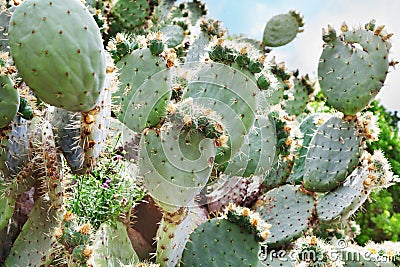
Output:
[[185, 62, 258, 164], [111, 0, 151, 30], [318, 24, 390, 115], [156, 208, 192, 266], [303, 116, 362, 192], [317, 167, 370, 223], [263, 158, 293, 190], [5, 198, 62, 266], [115, 48, 172, 133], [89, 221, 139, 266], [0, 186, 15, 231], [223, 114, 276, 177], [283, 75, 314, 116], [181, 218, 260, 266], [9, 0, 106, 112], [287, 113, 331, 184], [161, 25, 185, 48], [0, 74, 19, 129], [255, 185, 314, 248], [262, 11, 304, 47], [139, 125, 216, 212]]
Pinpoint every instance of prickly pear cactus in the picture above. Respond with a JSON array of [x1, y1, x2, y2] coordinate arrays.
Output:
[[0, 74, 19, 128], [9, 0, 106, 112], [88, 221, 139, 266], [318, 21, 391, 115], [5, 198, 62, 266], [181, 204, 271, 267], [255, 185, 314, 248], [302, 116, 362, 192], [262, 10, 304, 47]]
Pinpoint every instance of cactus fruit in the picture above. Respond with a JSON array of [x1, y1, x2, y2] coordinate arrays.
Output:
[[318, 21, 392, 115], [262, 10, 304, 47], [0, 74, 19, 128], [303, 116, 362, 192], [9, 0, 106, 112]]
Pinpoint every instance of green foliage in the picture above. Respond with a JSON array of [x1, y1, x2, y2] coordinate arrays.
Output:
[[67, 145, 145, 229], [356, 101, 400, 245]]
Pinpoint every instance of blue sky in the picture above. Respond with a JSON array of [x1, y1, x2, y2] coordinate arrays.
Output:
[[200, 0, 400, 113]]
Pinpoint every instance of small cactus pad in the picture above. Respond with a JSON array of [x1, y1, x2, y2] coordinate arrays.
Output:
[[0, 74, 19, 128], [317, 166, 370, 222], [303, 116, 362, 192], [115, 48, 172, 133], [111, 0, 151, 30], [0, 186, 15, 231], [185, 62, 258, 164], [161, 25, 185, 48], [139, 125, 216, 212], [5, 198, 62, 266], [156, 208, 192, 267], [255, 185, 314, 248], [223, 114, 276, 177], [262, 10, 304, 47], [9, 0, 106, 112], [181, 218, 260, 266], [318, 22, 391, 115], [263, 158, 293, 190], [88, 221, 139, 266]]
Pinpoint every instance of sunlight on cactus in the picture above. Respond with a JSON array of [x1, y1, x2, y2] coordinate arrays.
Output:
[[0, 0, 399, 266]]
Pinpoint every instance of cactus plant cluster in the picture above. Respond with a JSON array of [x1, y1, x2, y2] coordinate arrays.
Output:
[[0, 0, 399, 266]]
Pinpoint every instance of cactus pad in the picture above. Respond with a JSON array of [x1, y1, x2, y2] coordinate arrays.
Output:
[[88, 221, 139, 266], [9, 0, 106, 112], [115, 48, 172, 133], [318, 22, 391, 115], [181, 218, 260, 266], [139, 125, 216, 212], [185, 62, 258, 164], [255, 185, 314, 248], [223, 114, 276, 177], [303, 116, 362, 192], [262, 11, 304, 47], [0, 74, 19, 128]]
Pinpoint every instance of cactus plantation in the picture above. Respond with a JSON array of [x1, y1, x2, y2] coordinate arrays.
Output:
[[0, 0, 399, 266]]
